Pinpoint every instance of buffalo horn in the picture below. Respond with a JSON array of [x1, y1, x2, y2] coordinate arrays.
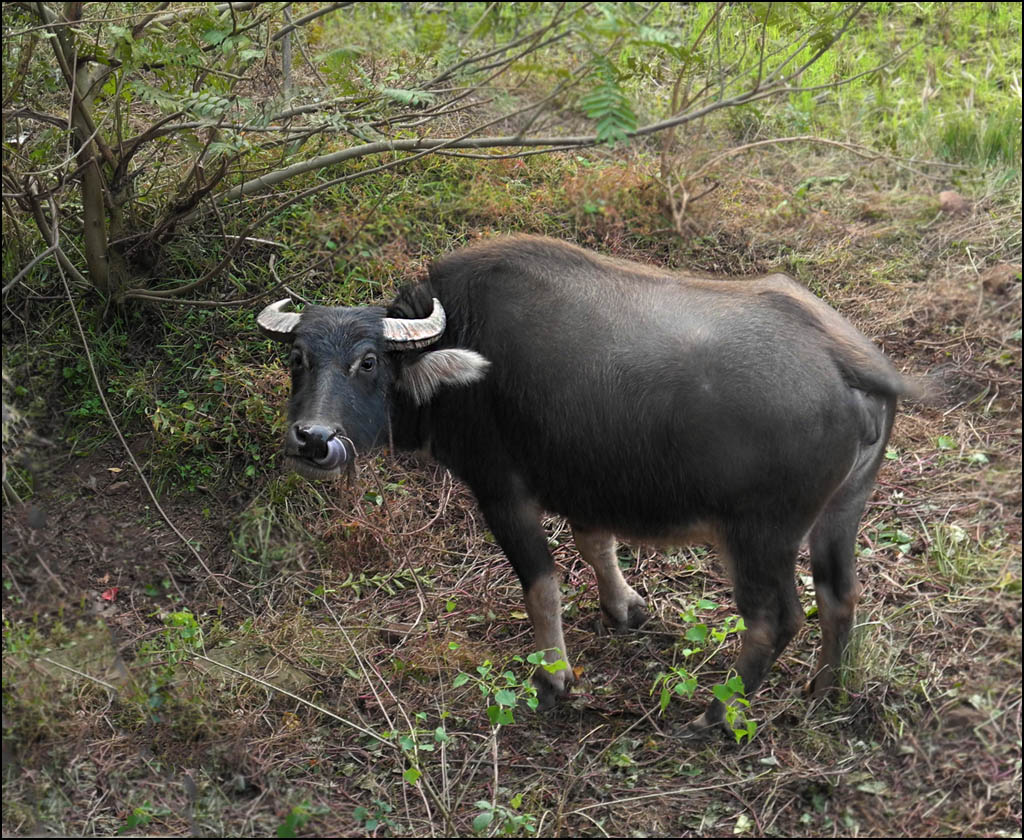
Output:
[[381, 298, 446, 349], [257, 299, 301, 342]]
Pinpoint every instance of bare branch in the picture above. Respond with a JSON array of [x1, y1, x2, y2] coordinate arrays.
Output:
[[433, 144, 583, 161], [25, 178, 88, 287], [9, 3, 259, 38], [426, 3, 587, 88], [781, 3, 866, 84], [129, 2, 170, 39], [215, 82, 781, 203], [2, 244, 58, 295], [2, 107, 68, 130], [270, 2, 351, 42], [1, 25, 37, 108], [765, 3, 865, 86], [33, 2, 116, 167], [115, 110, 187, 175]]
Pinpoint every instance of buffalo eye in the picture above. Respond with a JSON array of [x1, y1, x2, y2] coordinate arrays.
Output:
[[288, 348, 304, 371], [359, 353, 377, 373]]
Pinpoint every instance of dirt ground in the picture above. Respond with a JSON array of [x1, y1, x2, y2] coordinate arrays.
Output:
[[2, 164, 1021, 837]]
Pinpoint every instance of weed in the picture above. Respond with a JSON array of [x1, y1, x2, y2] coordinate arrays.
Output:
[[652, 599, 756, 742], [231, 503, 296, 579], [276, 800, 329, 838], [472, 792, 537, 836], [937, 105, 1022, 169], [117, 801, 168, 835], [867, 522, 916, 558], [141, 578, 177, 601], [135, 609, 204, 716], [388, 713, 450, 785], [927, 522, 983, 584], [337, 566, 434, 598], [713, 675, 757, 744], [144, 352, 284, 493], [453, 654, 547, 726], [354, 799, 396, 833]]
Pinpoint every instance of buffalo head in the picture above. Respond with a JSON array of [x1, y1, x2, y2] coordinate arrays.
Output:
[[258, 294, 489, 478]]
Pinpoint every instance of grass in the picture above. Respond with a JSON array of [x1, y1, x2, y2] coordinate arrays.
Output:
[[6, 231, 1022, 837], [4, 153, 1021, 834], [3, 3, 1022, 837]]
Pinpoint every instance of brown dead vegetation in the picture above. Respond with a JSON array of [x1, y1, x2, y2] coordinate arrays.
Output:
[[2, 146, 1021, 837]]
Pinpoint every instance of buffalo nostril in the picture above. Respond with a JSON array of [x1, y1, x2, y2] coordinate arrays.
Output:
[[294, 424, 332, 460]]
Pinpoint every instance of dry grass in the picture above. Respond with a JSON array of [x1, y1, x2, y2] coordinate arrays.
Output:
[[3, 141, 1021, 837]]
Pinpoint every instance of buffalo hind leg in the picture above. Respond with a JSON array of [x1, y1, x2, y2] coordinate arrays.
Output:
[[478, 496, 573, 708], [572, 527, 649, 630], [808, 395, 894, 697], [806, 463, 880, 696], [691, 540, 803, 733]]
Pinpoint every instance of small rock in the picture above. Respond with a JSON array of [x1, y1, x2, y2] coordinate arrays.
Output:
[[938, 189, 969, 215]]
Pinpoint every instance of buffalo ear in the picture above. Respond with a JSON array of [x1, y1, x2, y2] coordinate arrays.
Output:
[[396, 349, 491, 405]]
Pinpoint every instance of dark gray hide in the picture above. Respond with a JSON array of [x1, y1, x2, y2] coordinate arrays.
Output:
[[259, 235, 916, 732]]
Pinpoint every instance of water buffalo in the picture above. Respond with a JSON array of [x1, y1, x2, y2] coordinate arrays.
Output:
[[258, 235, 915, 731]]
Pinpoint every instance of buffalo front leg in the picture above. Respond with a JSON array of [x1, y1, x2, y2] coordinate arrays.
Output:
[[478, 496, 573, 708], [572, 527, 649, 630]]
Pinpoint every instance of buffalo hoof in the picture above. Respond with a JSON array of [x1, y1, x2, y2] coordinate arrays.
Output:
[[533, 665, 575, 711], [804, 668, 837, 699], [625, 601, 651, 629], [681, 710, 730, 740], [600, 596, 650, 632]]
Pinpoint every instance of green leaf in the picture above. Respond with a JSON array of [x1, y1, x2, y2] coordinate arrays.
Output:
[[494, 688, 516, 707], [473, 810, 494, 832], [202, 28, 229, 46], [403, 767, 421, 785], [380, 87, 436, 107], [579, 59, 637, 145], [684, 624, 709, 643], [674, 677, 697, 697], [734, 718, 757, 744], [724, 674, 746, 695], [540, 657, 568, 674], [487, 705, 515, 726]]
